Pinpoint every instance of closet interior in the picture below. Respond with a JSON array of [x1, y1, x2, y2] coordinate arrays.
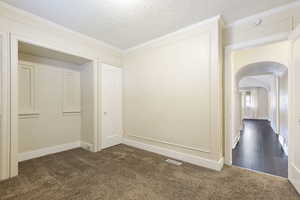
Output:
[[17, 41, 96, 162]]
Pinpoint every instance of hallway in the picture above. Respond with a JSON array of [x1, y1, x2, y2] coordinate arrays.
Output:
[[232, 119, 288, 178]]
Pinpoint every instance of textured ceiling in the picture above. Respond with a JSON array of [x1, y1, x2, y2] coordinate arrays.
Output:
[[1, 0, 296, 49]]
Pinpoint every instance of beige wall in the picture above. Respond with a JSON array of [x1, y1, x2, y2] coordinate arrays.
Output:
[[0, 33, 9, 180], [241, 87, 269, 120], [0, 37, 3, 177], [123, 18, 223, 164], [81, 62, 96, 146], [279, 71, 288, 150], [18, 54, 81, 153], [233, 41, 290, 72], [257, 88, 270, 120], [268, 75, 278, 132]]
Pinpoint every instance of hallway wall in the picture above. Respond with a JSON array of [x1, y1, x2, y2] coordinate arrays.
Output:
[[257, 87, 269, 119], [268, 75, 278, 133], [241, 87, 269, 120], [279, 71, 288, 154]]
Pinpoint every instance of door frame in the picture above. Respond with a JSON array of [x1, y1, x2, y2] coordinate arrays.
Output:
[[224, 32, 290, 166], [0, 32, 10, 180], [9, 33, 99, 177], [288, 24, 300, 193]]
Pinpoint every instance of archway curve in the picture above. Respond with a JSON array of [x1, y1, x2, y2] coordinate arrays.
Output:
[[235, 61, 288, 83], [230, 60, 289, 174], [234, 61, 288, 132], [223, 33, 290, 168]]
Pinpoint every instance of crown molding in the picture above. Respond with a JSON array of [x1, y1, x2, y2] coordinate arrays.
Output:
[[0, 1, 123, 53], [226, 1, 300, 29], [124, 15, 222, 53], [225, 32, 289, 50]]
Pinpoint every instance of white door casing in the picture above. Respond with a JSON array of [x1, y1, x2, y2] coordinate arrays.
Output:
[[224, 33, 290, 165], [101, 64, 122, 149], [0, 32, 10, 181], [288, 24, 300, 194]]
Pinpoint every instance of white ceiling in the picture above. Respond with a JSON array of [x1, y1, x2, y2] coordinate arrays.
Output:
[[1, 0, 296, 49], [239, 75, 274, 91]]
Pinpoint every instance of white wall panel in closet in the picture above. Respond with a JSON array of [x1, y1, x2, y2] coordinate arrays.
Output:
[[18, 54, 81, 154], [18, 61, 38, 118], [62, 71, 80, 114]]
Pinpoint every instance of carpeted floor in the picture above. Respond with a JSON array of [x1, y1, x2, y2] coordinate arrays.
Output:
[[0, 144, 299, 200]]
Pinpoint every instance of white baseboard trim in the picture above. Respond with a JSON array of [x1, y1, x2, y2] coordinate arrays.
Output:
[[80, 141, 94, 152], [122, 138, 224, 171], [243, 117, 270, 121], [290, 164, 300, 194], [278, 135, 288, 156], [102, 135, 122, 149], [224, 158, 232, 166], [283, 145, 288, 156], [19, 141, 81, 162], [232, 135, 240, 149], [270, 123, 279, 134]]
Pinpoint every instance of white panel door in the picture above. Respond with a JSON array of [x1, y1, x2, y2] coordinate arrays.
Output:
[[101, 64, 122, 149], [289, 25, 300, 193]]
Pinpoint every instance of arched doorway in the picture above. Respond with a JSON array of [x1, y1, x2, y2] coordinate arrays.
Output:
[[231, 61, 288, 177], [224, 24, 300, 193]]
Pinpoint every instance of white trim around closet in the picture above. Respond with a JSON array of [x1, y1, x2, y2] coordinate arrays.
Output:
[[9, 33, 100, 177]]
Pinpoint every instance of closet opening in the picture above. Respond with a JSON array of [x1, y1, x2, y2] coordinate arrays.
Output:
[[9, 38, 98, 177]]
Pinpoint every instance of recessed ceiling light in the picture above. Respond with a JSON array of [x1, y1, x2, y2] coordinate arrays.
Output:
[[254, 19, 263, 26]]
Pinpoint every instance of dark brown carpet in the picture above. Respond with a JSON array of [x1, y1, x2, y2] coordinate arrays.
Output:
[[0, 144, 299, 200]]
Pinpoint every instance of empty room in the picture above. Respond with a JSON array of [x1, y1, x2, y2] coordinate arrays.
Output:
[[0, 0, 300, 200]]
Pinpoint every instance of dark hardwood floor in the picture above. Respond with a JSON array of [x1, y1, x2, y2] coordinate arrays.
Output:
[[232, 119, 288, 178]]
